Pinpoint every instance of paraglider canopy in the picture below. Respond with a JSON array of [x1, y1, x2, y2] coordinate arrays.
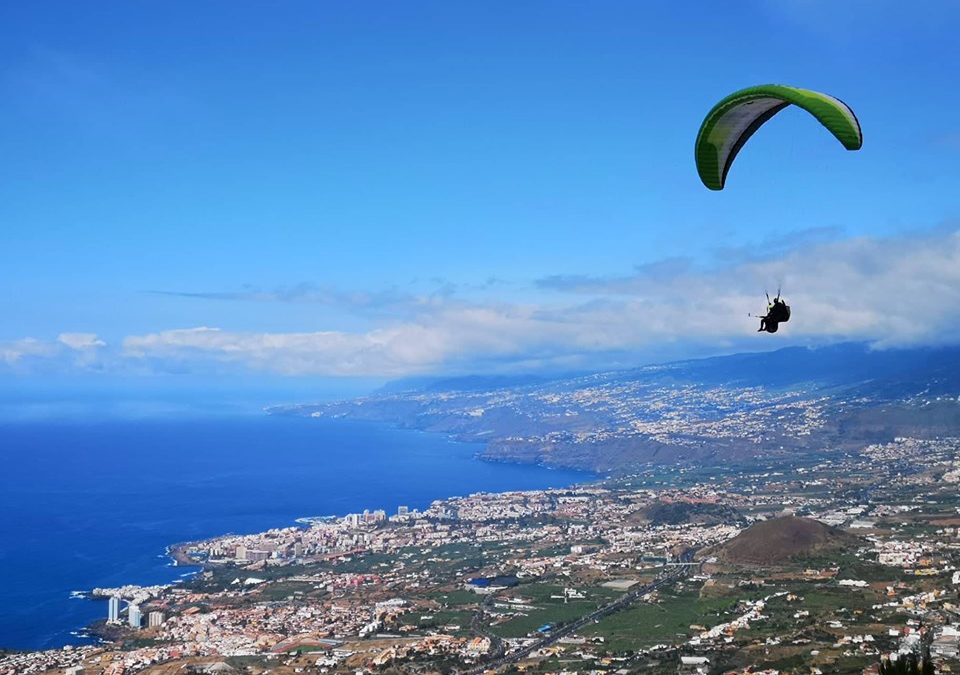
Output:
[[695, 84, 862, 190]]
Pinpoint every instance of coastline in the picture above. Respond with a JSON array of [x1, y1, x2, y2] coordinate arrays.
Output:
[[268, 407, 604, 473], [0, 414, 592, 653], [168, 543, 203, 567], [72, 440, 590, 650]]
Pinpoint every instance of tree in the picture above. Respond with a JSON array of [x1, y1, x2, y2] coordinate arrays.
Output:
[[877, 653, 935, 675]]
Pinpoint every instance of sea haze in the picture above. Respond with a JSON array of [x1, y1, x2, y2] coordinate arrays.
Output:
[[0, 413, 591, 650]]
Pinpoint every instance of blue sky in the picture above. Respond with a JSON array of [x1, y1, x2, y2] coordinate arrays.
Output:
[[2, 1, 960, 385]]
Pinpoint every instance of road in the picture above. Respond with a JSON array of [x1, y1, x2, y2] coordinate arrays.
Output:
[[469, 593, 506, 661], [461, 549, 697, 674]]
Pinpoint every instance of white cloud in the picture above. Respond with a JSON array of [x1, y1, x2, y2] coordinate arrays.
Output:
[[120, 319, 516, 376], [538, 226, 960, 346], [58, 333, 107, 350], [0, 334, 107, 370], [0, 338, 58, 365], [6, 227, 960, 377]]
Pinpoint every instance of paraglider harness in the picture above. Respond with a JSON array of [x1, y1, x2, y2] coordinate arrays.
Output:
[[756, 290, 790, 333]]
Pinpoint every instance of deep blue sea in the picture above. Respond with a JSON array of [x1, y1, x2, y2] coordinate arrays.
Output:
[[0, 414, 590, 650]]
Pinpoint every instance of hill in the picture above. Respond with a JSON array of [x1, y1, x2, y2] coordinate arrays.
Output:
[[638, 501, 745, 527], [712, 516, 858, 566]]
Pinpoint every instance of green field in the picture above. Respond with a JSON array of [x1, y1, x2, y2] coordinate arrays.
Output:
[[485, 584, 613, 638], [429, 589, 482, 607], [399, 609, 474, 635], [489, 598, 599, 638], [794, 586, 877, 613], [581, 590, 736, 652]]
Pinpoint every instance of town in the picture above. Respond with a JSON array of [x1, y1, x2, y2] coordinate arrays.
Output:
[[6, 435, 960, 674]]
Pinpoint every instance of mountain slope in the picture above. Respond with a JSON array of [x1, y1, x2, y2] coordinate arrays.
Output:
[[271, 343, 960, 473]]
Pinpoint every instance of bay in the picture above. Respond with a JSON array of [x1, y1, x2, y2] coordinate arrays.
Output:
[[0, 414, 590, 650]]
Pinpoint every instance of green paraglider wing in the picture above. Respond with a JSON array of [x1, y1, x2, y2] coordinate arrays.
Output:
[[695, 84, 862, 190]]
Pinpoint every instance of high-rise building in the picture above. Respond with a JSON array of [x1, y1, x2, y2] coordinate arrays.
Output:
[[235, 545, 247, 561], [148, 611, 164, 628], [245, 549, 270, 562], [65, 667, 85, 675], [397, 505, 409, 516], [128, 603, 142, 629], [108, 596, 120, 623]]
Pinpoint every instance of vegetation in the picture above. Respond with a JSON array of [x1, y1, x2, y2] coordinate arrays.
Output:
[[640, 500, 743, 526], [489, 598, 599, 639], [581, 590, 733, 651], [878, 653, 935, 675]]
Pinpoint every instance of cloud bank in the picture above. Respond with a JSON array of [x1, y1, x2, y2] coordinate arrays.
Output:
[[5, 227, 960, 377]]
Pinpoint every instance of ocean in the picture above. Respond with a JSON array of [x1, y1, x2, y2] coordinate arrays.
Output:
[[0, 414, 591, 651]]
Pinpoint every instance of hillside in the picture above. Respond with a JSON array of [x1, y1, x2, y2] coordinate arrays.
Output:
[[270, 343, 960, 473], [711, 516, 858, 566], [638, 500, 745, 527]]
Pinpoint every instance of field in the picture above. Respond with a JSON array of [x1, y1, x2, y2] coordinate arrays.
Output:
[[581, 589, 734, 651]]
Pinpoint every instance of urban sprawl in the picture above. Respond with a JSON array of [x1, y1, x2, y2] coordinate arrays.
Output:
[[7, 437, 960, 674]]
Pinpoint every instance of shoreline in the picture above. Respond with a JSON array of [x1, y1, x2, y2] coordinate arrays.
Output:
[[168, 542, 203, 567], [270, 408, 606, 474], [55, 449, 592, 653]]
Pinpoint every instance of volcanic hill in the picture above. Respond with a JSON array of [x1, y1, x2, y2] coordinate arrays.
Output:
[[711, 516, 858, 566]]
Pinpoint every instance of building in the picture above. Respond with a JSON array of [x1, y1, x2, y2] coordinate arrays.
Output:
[[466, 575, 521, 594], [128, 603, 142, 629], [235, 545, 247, 561], [932, 625, 960, 658], [245, 549, 270, 562], [108, 596, 120, 623], [65, 668, 85, 675], [678, 656, 710, 674], [397, 505, 409, 516], [148, 611, 165, 628]]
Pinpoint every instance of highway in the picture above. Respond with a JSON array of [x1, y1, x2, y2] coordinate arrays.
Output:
[[461, 549, 697, 674]]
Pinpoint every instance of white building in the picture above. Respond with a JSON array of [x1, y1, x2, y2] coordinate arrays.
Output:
[[108, 596, 120, 623], [128, 603, 142, 629], [932, 625, 960, 658], [679, 655, 710, 674]]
